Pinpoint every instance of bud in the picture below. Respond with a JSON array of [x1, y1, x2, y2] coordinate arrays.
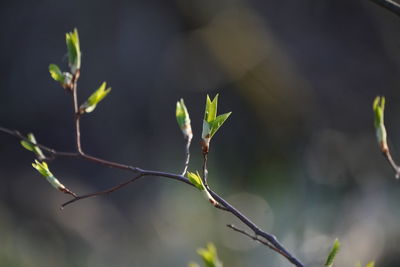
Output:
[[176, 99, 193, 141], [66, 28, 81, 74], [373, 96, 388, 153]]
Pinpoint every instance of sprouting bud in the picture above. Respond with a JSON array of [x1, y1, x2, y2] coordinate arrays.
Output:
[[80, 82, 112, 113], [32, 160, 76, 196], [373, 96, 388, 153], [187, 171, 204, 190], [201, 94, 231, 154], [20, 133, 46, 160], [176, 99, 193, 141], [66, 28, 81, 74]]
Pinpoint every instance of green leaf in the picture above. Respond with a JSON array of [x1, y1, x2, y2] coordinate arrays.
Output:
[[21, 140, 34, 151], [365, 262, 375, 267], [176, 99, 193, 140], [20, 133, 45, 160], [204, 94, 218, 122], [209, 112, 232, 138], [325, 239, 340, 267], [66, 28, 81, 74], [80, 82, 112, 113], [187, 171, 204, 190], [188, 262, 201, 267], [49, 64, 65, 83], [197, 243, 223, 267]]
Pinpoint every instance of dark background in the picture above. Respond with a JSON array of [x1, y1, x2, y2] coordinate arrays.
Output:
[[1, 0, 400, 266]]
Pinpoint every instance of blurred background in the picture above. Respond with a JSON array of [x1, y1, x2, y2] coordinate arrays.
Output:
[[1, 0, 400, 266]]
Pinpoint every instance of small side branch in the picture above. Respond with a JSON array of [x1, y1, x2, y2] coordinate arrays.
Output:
[[227, 224, 281, 254], [208, 188, 304, 267], [0, 126, 78, 158], [367, 0, 400, 17], [61, 174, 144, 208]]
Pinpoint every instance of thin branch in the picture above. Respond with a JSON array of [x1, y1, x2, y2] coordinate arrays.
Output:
[[0, 126, 78, 158], [1, 123, 304, 266], [71, 72, 84, 154], [202, 153, 209, 186], [227, 224, 281, 254], [208, 188, 304, 267], [61, 174, 144, 208], [382, 149, 400, 178], [181, 138, 192, 176], [367, 0, 400, 17]]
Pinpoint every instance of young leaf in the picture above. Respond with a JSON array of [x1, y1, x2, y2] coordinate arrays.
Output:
[[187, 171, 204, 190], [365, 262, 375, 267], [80, 82, 112, 113], [188, 262, 201, 267], [176, 99, 193, 140], [66, 28, 81, 74], [325, 239, 340, 267], [209, 112, 232, 138], [204, 94, 218, 123], [197, 243, 223, 267], [372, 96, 388, 153], [49, 64, 65, 83], [20, 133, 45, 160]]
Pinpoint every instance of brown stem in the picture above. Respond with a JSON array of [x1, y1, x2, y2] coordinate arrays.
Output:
[[71, 73, 83, 154]]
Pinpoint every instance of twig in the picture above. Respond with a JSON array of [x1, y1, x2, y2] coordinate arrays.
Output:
[[0, 126, 78, 158], [208, 188, 304, 267], [367, 0, 400, 17], [382, 149, 400, 178], [0, 124, 304, 266], [202, 153, 209, 186], [71, 72, 84, 154], [0, 52, 305, 267], [61, 174, 144, 208], [181, 138, 192, 176], [227, 224, 281, 254]]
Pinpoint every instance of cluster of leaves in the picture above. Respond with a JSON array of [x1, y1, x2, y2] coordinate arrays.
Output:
[[175, 94, 231, 186], [22, 29, 113, 195]]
